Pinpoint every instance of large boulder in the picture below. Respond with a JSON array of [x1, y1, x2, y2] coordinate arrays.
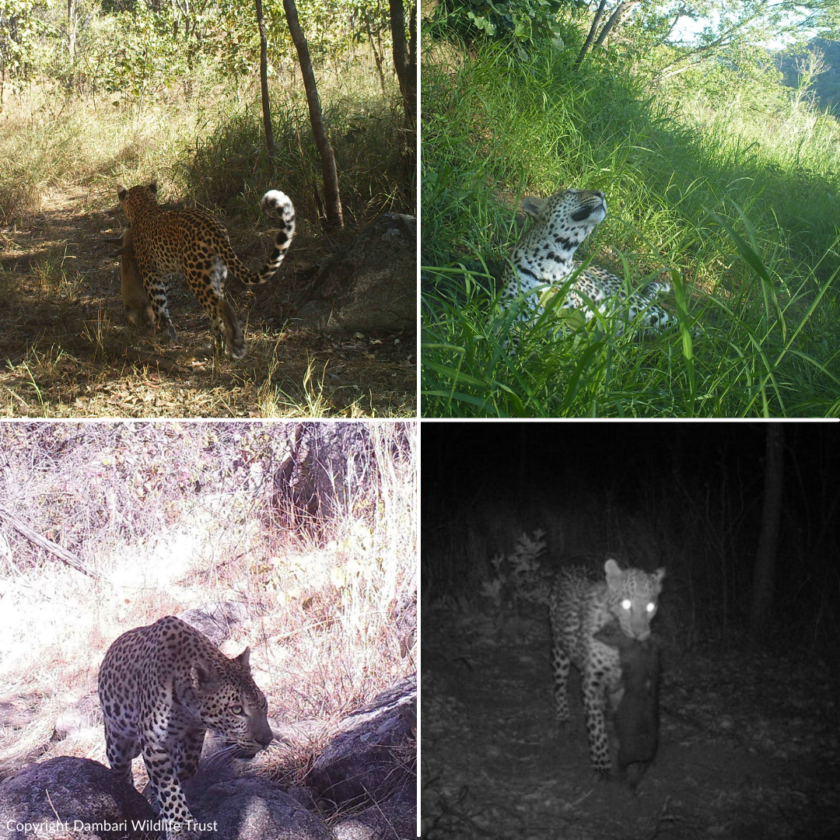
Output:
[[0, 756, 156, 840], [309, 676, 416, 839], [295, 214, 416, 334], [190, 777, 333, 840]]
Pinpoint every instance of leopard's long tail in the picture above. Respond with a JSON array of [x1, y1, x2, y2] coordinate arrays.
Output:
[[235, 190, 296, 286]]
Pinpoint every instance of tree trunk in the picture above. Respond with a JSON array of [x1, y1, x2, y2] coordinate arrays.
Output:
[[67, 0, 77, 63], [575, 0, 607, 68], [750, 424, 784, 639], [593, 0, 640, 50], [282, 0, 344, 229], [255, 0, 275, 155], [388, 0, 416, 192], [364, 10, 387, 98], [388, 0, 416, 136]]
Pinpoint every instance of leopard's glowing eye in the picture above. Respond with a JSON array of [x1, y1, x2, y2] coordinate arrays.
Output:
[[231, 704, 244, 715], [621, 599, 632, 611], [646, 602, 656, 614]]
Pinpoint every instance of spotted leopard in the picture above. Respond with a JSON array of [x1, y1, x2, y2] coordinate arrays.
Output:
[[117, 182, 295, 359], [501, 188, 675, 343], [98, 615, 273, 839], [549, 559, 664, 777]]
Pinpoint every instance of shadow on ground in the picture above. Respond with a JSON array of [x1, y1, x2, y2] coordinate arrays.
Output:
[[0, 188, 415, 417], [422, 608, 840, 839]]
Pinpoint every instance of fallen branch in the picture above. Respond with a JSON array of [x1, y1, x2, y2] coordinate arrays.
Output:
[[0, 506, 100, 580]]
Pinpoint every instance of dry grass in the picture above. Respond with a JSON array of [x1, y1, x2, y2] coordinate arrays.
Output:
[[0, 421, 416, 781], [0, 60, 416, 418]]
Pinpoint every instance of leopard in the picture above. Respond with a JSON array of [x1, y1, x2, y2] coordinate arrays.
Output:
[[594, 617, 660, 790], [117, 182, 296, 359], [97, 615, 273, 839], [500, 188, 676, 345], [549, 558, 664, 778]]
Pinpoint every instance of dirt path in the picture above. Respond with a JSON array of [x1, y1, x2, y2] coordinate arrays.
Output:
[[0, 187, 415, 417], [422, 609, 840, 839]]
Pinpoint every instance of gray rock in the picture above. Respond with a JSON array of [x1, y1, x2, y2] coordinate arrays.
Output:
[[0, 756, 156, 839], [177, 601, 254, 646], [52, 695, 101, 741], [309, 676, 415, 840], [295, 214, 416, 334], [190, 777, 333, 840], [332, 783, 415, 840], [332, 819, 374, 840]]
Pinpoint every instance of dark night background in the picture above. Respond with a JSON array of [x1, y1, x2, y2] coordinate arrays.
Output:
[[422, 421, 839, 653], [421, 422, 840, 838]]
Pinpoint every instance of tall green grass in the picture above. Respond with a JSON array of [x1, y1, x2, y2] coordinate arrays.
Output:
[[421, 41, 840, 417]]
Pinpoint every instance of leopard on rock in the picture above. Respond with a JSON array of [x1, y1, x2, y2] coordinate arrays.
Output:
[[117, 181, 295, 359], [97, 615, 273, 839], [500, 188, 676, 344], [549, 558, 664, 777]]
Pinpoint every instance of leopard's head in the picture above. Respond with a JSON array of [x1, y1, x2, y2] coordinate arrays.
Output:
[[521, 187, 607, 245], [190, 648, 273, 757], [604, 558, 665, 641], [117, 182, 160, 225]]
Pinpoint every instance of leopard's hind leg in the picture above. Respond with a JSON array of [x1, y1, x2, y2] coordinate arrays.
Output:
[[138, 265, 178, 341], [183, 259, 245, 359]]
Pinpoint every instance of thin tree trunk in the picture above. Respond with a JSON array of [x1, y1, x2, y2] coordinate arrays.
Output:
[[364, 11, 387, 98], [282, 0, 343, 229], [575, 0, 607, 68], [255, 0, 275, 155], [750, 424, 784, 638], [593, 0, 639, 51], [67, 0, 77, 63], [388, 0, 416, 134]]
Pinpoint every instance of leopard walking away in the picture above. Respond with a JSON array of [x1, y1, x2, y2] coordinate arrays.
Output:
[[549, 558, 664, 777], [594, 618, 660, 789], [98, 615, 273, 839], [117, 182, 295, 359]]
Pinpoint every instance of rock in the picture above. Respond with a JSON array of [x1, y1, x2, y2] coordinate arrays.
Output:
[[332, 783, 415, 840], [0, 756, 156, 839], [295, 214, 416, 334], [52, 695, 101, 741], [594, 620, 660, 789], [190, 777, 332, 840], [309, 675, 416, 839], [177, 601, 254, 646]]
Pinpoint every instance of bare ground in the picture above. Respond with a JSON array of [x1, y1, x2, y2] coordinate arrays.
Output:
[[0, 187, 416, 417], [422, 608, 840, 840]]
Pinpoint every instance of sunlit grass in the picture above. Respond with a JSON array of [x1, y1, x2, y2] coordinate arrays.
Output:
[[421, 40, 840, 417]]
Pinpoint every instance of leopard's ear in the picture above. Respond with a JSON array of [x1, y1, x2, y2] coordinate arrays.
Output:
[[521, 196, 546, 218], [117, 185, 127, 201], [234, 646, 251, 672], [148, 181, 158, 194]]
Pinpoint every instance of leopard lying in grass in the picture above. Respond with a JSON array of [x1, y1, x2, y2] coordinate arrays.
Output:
[[500, 188, 680, 344]]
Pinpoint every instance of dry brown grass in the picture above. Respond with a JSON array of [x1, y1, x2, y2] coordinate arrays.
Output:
[[0, 64, 416, 418], [0, 421, 416, 780]]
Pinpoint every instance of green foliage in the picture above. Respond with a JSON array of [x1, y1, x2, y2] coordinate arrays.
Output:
[[421, 41, 840, 417], [0, 0, 52, 95], [432, 0, 567, 57], [0, 0, 397, 98]]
